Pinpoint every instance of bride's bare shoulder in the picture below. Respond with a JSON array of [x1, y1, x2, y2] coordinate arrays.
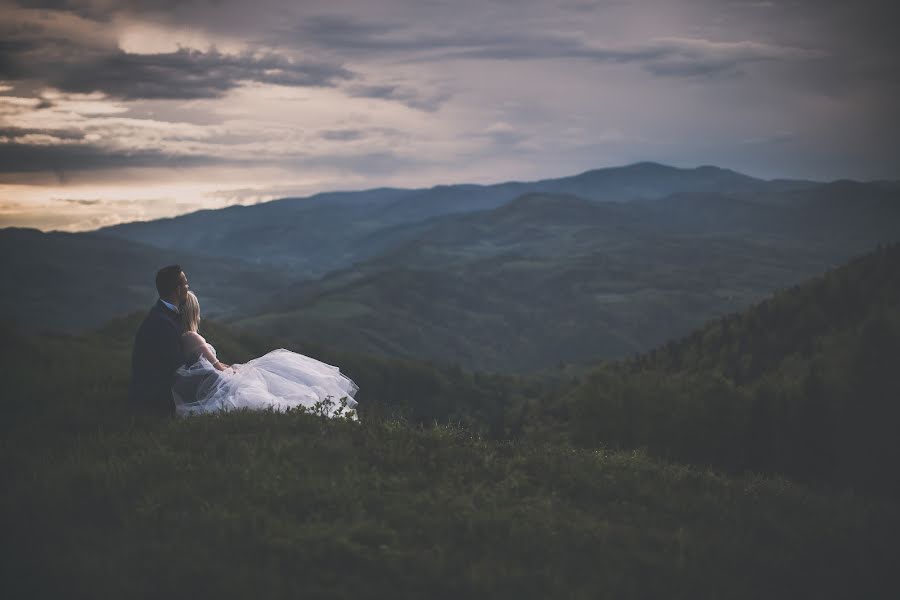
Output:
[[182, 331, 204, 342]]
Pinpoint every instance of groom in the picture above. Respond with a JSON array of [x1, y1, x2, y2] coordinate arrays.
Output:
[[129, 265, 189, 416]]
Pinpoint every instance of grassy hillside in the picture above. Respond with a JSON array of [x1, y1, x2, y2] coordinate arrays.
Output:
[[536, 243, 900, 497], [2, 321, 897, 598], [0, 312, 556, 441]]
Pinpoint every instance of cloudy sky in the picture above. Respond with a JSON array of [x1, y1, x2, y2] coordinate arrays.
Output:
[[1, 0, 898, 230]]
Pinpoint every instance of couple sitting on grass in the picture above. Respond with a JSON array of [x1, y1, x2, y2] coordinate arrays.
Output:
[[128, 265, 358, 419]]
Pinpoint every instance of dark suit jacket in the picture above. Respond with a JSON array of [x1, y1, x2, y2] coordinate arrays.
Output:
[[129, 300, 184, 416]]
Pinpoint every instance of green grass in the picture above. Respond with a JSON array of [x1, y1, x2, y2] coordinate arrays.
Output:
[[2, 324, 898, 599], [4, 412, 897, 599]]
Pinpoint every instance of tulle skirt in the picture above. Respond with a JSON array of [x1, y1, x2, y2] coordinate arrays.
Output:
[[172, 349, 359, 419]]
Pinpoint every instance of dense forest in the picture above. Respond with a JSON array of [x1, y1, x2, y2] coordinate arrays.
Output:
[[529, 243, 900, 497]]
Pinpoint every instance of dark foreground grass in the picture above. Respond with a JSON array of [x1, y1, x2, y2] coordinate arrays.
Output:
[[2, 324, 897, 599], [3, 408, 898, 600]]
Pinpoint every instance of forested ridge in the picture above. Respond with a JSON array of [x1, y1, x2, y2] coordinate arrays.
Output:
[[232, 184, 900, 371], [533, 243, 900, 497]]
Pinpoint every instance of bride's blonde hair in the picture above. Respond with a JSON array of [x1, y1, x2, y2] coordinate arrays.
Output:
[[181, 291, 201, 333]]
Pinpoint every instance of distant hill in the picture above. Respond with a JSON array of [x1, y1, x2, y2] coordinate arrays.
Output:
[[232, 184, 900, 371], [0, 228, 286, 332], [96, 162, 810, 278], [8, 163, 899, 372]]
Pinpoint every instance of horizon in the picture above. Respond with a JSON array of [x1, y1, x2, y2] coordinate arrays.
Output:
[[1, 159, 897, 234], [0, 160, 847, 234], [2, 0, 898, 231]]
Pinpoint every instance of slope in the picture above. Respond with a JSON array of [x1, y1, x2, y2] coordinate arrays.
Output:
[[2, 318, 897, 599], [233, 185, 900, 371], [545, 242, 900, 497]]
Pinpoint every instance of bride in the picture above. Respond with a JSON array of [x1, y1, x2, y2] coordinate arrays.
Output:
[[172, 291, 358, 419]]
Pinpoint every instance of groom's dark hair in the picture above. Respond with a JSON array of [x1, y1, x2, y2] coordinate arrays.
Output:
[[155, 265, 183, 297]]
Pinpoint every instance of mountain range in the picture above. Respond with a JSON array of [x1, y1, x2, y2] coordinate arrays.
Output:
[[96, 162, 816, 277], [3, 161, 898, 371]]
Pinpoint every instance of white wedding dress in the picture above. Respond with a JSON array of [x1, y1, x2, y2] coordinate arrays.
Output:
[[172, 332, 358, 419]]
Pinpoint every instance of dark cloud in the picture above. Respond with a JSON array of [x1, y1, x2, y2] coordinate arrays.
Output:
[[0, 12, 354, 100], [0, 141, 224, 176], [560, 0, 615, 12], [296, 15, 582, 56], [640, 49, 766, 78], [67, 49, 352, 99], [300, 13, 403, 44], [58, 198, 101, 205], [693, 0, 900, 87], [10, 0, 208, 21], [320, 129, 364, 141], [295, 14, 802, 81], [487, 130, 528, 147], [345, 83, 451, 111], [12, 1, 900, 87], [0, 136, 427, 183], [0, 126, 86, 141], [1, 40, 354, 100], [473, 123, 530, 148], [319, 127, 405, 142]]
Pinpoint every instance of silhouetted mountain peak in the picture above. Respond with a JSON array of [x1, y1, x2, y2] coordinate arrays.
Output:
[[551, 162, 767, 203], [1, 227, 46, 236], [570, 161, 678, 179]]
